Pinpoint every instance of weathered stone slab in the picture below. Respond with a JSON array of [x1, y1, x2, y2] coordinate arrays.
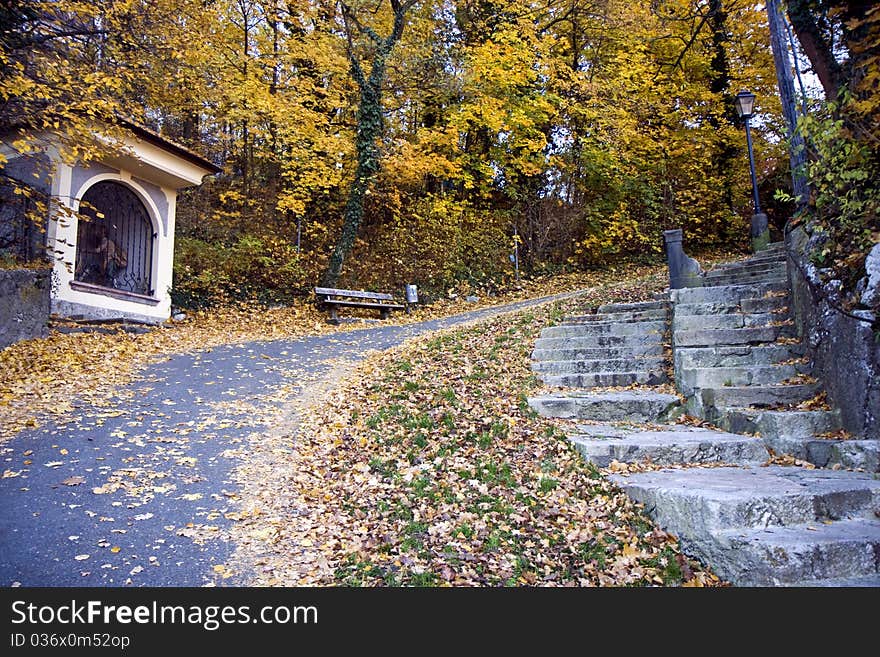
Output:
[[710, 518, 880, 586], [0, 269, 50, 349], [674, 344, 801, 370], [541, 320, 666, 338], [701, 382, 820, 410], [673, 312, 782, 332], [674, 324, 795, 347], [719, 408, 840, 439], [531, 356, 667, 374], [570, 427, 767, 467], [677, 365, 797, 397], [528, 391, 680, 422], [702, 274, 788, 288], [674, 295, 788, 316], [541, 370, 668, 388], [760, 434, 880, 472], [565, 309, 667, 323], [534, 334, 664, 350], [705, 261, 786, 275], [672, 281, 787, 305], [613, 466, 880, 534], [597, 300, 666, 313], [532, 344, 666, 361]]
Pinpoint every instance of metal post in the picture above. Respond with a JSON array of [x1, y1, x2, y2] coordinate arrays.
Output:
[[512, 224, 520, 282], [744, 117, 769, 252], [744, 117, 762, 216]]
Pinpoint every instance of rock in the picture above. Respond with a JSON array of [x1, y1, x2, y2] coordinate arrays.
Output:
[[172, 312, 187, 322], [0, 269, 50, 348], [465, 295, 479, 303], [861, 242, 880, 307]]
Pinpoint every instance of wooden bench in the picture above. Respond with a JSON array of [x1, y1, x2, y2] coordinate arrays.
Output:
[[314, 287, 406, 324]]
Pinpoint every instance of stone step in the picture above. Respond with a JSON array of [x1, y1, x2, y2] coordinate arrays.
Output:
[[799, 574, 880, 587], [720, 253, 786, 269], [706, 264, 787, 279], [540, 320, 666, 339], [673, 323, 797, 348], [531, 344, 667, 361], [712, 259, 786, 273], [715, 408, 880, 471], [702, 274, 788, 288], [763, 436, 880, 472], [674, 295, 788, 316], [710, 518, 880, 586], [531, 356, 668, 374], [597, 300, 667, 313], [569, 426, 767, 467], [614, 465, 880, 534], [677, 365, 800, 397], [541, 370, 669, 388], [741, 296, 790, 314], [528, 391, 680, 422], [720, 408, 841, 439], [534, 334, 665, 351], [710, 255, 786, 268], [564, 308, 668, 323], [674, 344, 804, 370], [672, 281, 788, 305], [700, 382, 821, 412], [673, 312, 785, 332]]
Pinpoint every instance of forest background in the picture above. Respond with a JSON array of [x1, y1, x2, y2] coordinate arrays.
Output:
[[1, 0, 877, 311]]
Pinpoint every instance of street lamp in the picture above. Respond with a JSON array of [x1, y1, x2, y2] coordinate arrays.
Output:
[[734, 90, 769, 252]]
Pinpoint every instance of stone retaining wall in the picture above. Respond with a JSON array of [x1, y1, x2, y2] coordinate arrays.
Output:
[[0, 268, 51, 349], [787, 227, 880, 439]]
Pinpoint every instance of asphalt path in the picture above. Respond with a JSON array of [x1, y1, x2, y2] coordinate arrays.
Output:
[[0, 292, 579, 586]]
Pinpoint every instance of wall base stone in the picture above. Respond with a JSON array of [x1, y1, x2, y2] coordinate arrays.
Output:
[[0, 268, 51, 349]]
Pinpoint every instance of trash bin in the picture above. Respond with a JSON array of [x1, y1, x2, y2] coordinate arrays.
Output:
[[405, 284, 418, 304]]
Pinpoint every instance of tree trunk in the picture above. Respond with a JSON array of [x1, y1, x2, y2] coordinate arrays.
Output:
[[767, 0, 810, 208], [707, 0, 737, 222], [787, 0, 842, 101], [321, 1, 412, 287]]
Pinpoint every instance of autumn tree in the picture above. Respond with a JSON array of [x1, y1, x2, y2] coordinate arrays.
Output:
[[783, 1, 880, 305], [321, 0, 419, 287]]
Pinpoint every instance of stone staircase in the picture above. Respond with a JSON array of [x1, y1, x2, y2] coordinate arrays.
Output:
[[529, 299, 679, 424], [528, 243, 880, 586], [673, 243, 878, 472]]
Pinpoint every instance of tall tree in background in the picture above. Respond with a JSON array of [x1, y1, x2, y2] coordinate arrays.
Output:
[[766, 0, 809, 207], [2, 0, 789, 304], [322, 0, 419, 286], [783, 0, 879, 302]]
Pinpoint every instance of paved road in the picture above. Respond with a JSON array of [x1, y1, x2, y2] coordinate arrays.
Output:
[[0, 293, 578, 586]]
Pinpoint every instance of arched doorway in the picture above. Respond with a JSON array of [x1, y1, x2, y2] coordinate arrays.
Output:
[[74, 181, 155, 295]]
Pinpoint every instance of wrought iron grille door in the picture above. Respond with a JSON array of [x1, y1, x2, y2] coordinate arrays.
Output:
[[74, 182, 155, 295]]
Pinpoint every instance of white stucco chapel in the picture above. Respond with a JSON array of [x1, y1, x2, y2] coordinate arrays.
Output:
[[2, 119, 219, 324]]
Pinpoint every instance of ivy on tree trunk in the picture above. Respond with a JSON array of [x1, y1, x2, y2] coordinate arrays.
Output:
[[322, 0, 416, 287]]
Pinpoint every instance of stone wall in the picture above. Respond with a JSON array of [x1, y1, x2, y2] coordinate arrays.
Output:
[[787, 227, 880, 439], [0, 268, 51, 349]]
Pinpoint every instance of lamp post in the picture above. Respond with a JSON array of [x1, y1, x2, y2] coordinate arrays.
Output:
[[734, 90, 770, 252]]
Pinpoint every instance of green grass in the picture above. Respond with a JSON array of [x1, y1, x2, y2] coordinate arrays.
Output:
[[538, 477, 558, 493]]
